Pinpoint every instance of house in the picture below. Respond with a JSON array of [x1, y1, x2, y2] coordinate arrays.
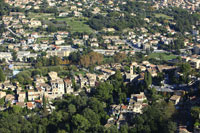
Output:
[[27, 102, 34, 109], [83, 35, 89, 40], [110, 104, 121, 116], [73, 11, 82, 17], [46, 49, 76, 58], [57, 31, 69, 37], [27, 53, 38, 60], [142, 43, 151, 50], [102, 36, 120, 40], [183, 57, 200, 69], [86, 73, 97, 87], [28, 90, 40, 101], [103, 28, 115, 32], [50, 79, 65, 95], [92, 7, 101, 14], [55, 40, 65, 45], [121, 105, 128, 113], [179, 126, 191, 133], [0, 91, 6, 99], [131, 92, 147, 102], [29, 20, 42, 28], [8, 44, 14, 49], [189, 59, 200, 69], [113, 40, 125, 45], [34, 77, 46, 84], [64, 78, 73, 94], [90, 42, 99, 47], [3, 81, 16, 91], [5, 94, 15, 103], [97, 74, 109, 81], [101, 68, 115, 75], [17, 51, 31, 61], [0, 52, 12, 61], [70, 5, 77, 10], [48, 71, 59, 80], [73, 39, 84, 46], [18, 92, 26, 102], [133, 103, 143, 114], [79, 75, 89, 88], [170, 95, 181, 105], [147, 68, 157, 77], [59, 12, 69, 17], [36, 83, 51, 93], [27, 37, 35, 44], [31, 32, 39, 38], [107, 45, 118, 50]]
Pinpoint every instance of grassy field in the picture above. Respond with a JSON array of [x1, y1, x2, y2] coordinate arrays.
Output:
[[148, 53, 177, 61], [155, 13, 173, 20], [74, 71, 86, 76], [56, 17, 93, 33], [28, 12, 55, 20]]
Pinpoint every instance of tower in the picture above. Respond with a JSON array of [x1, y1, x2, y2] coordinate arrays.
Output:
[[130, 64, 134, 75], [130, 62, 138, 75]]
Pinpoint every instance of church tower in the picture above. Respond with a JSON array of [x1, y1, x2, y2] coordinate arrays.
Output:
[[130, 63, 133, 75]]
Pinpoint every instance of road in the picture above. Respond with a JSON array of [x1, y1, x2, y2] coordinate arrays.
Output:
[[124, 40, 142, 52], [6, 26, 21, 38]]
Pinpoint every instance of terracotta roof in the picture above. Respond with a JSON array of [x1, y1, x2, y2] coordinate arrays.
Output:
[[27, 102, 33, 108], [64, 78, 72, 84], [28, 89, 35, 92], [16, 102, 25, 107], [35, 100, 41, 103], [121, 105, 127, 109]]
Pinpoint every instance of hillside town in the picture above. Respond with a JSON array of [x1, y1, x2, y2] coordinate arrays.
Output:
[[0, 0, 199, 132]]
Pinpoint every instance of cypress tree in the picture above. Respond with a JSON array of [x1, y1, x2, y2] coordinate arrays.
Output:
[[0, 67, 5, 82]]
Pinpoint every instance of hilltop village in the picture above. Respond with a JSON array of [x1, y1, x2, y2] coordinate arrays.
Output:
[[0, 0, 199, 132]]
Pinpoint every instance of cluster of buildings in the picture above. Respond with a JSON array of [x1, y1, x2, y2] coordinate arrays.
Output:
[[155, 0, 200, 11], [0, 71, 73, 110], [106, 92, 148, 128]]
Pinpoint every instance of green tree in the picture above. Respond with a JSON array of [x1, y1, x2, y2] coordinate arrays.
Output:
[[0, 67, 5, 82], [191, 107, 200, 120], [82, 108, 100, 126], [144, 71, 152, 88], [67, 104, 76, 115], [72, 114, 90, 131], [12, 105, 22, 114], [47, 24, 57, 32], [42, 95, 48, 116], [95, 82, 113, 102], [0, 97, 5, 107], [12, 51, 17, 61], [119, 124, 128, 133]]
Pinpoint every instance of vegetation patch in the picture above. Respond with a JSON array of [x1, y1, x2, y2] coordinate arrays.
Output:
[[155, 13, 173, 20], [56, 17, 93, 33], [148, 53, 177, 61], [28, 12, 55, 20]]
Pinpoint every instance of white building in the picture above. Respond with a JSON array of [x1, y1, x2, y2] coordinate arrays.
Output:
[[0, 52, 12, 61]]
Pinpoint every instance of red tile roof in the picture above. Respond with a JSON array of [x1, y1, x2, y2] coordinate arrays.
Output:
[[27, 102, 33, 108]]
